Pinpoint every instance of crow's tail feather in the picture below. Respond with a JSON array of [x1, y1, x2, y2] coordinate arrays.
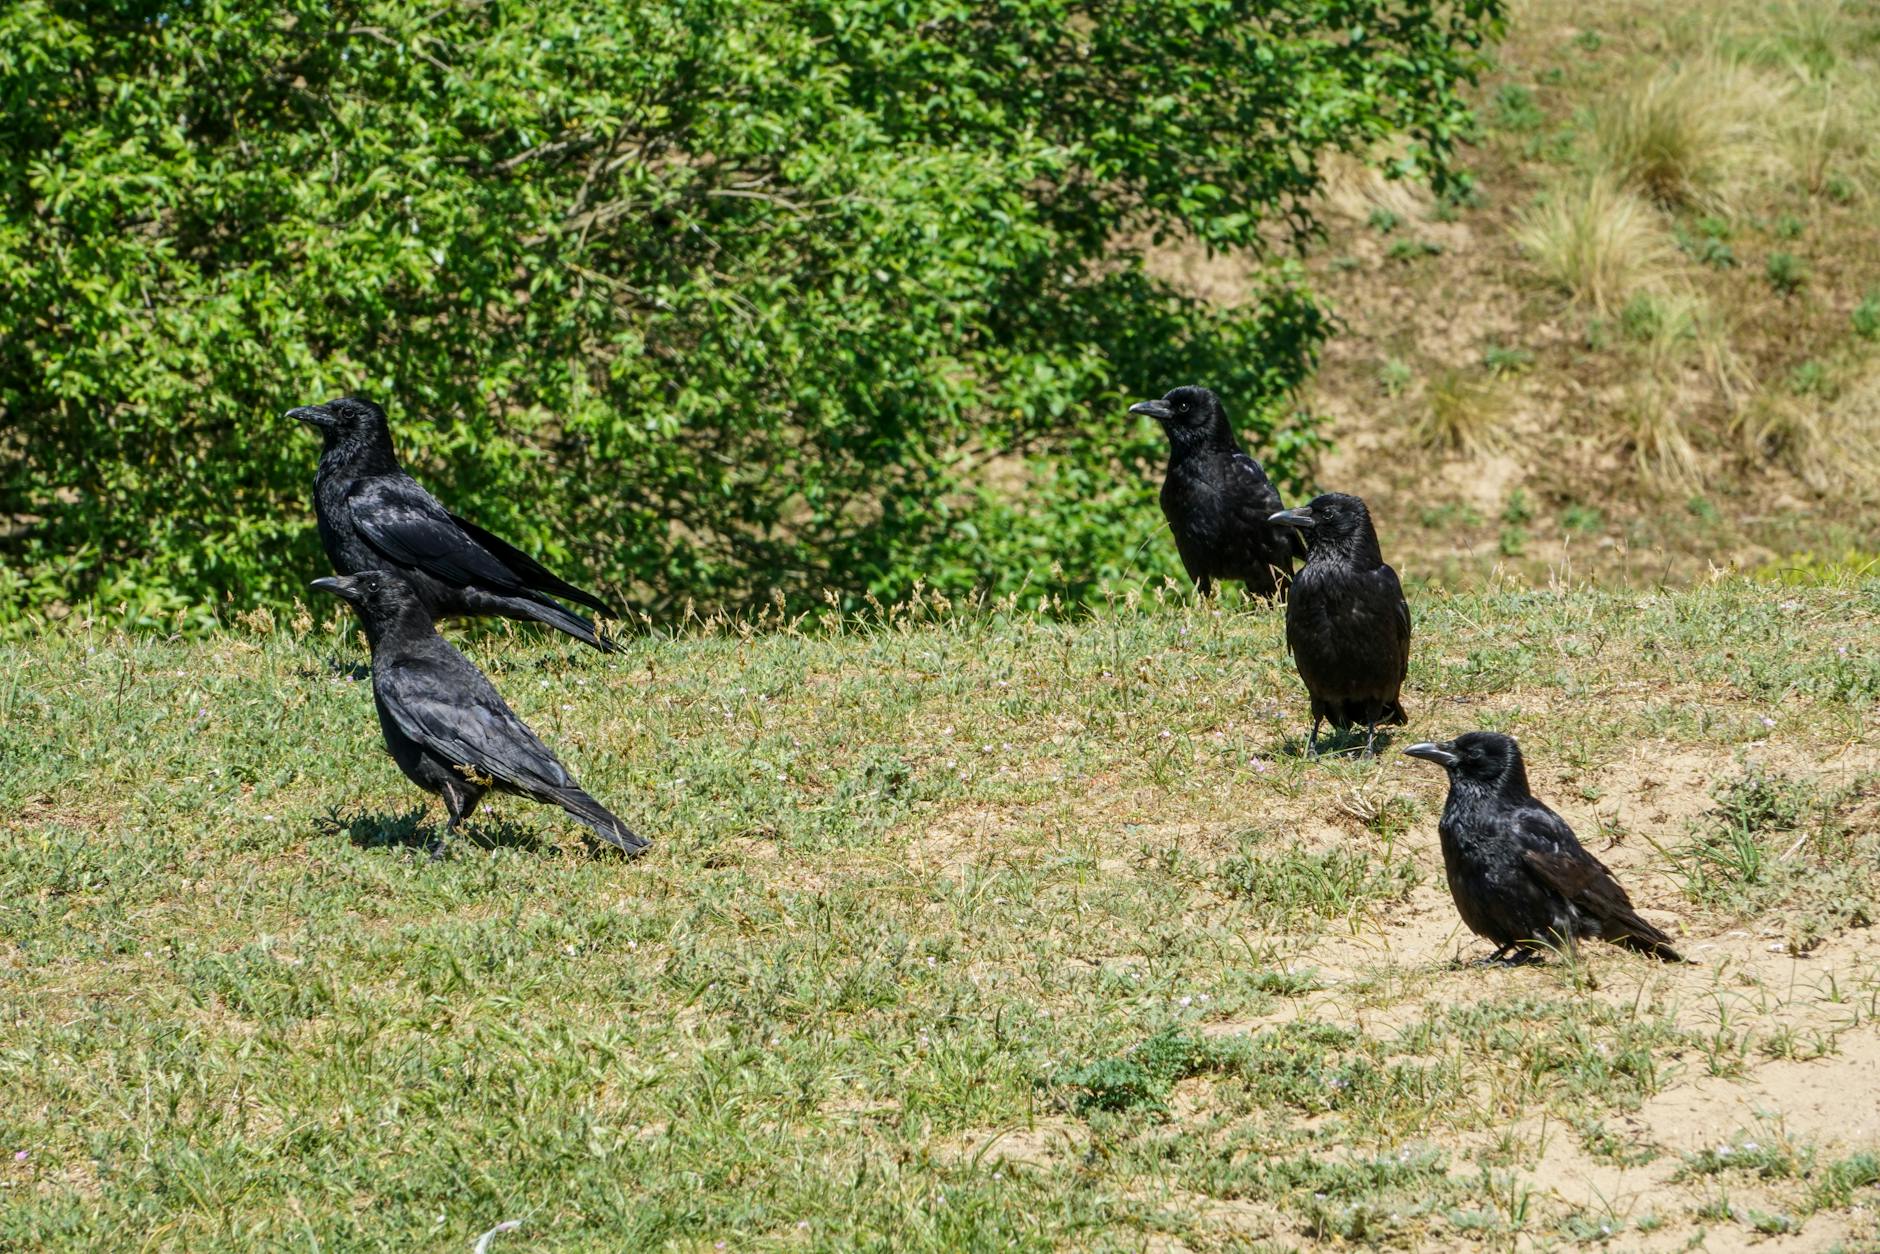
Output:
[[555, 787, 650, 856], [1608, 914, 1685, 963], [511, 595, 625, 654]]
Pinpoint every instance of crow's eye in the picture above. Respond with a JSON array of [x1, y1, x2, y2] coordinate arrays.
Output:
[[1177, 401, 1189, 413]]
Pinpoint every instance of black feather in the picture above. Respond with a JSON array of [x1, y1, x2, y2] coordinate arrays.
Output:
[[296, 395, 622, 652]]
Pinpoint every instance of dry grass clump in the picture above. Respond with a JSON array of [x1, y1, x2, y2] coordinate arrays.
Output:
[[1735, 360, 1880, 494], [1622, 289, 1751, 401], [1776, 81, 1879, 198], [1513, 176, 1674, 312], [1616, 379, 1704, 487], [1591, 57, 1778, 209], [1416, 369, 1510, 455]]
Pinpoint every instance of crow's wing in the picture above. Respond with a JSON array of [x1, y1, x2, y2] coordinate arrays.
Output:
[[1512, 805, 1657, 928], [1524, 832, 1680, 958], [1382, 562, 1412, 671], [376, 651, 578, 800], [1231, 453, 1306, 561], [1507, 803, 1589, 860], [447, 512, 616, 618], [346, 476, 526, 594]]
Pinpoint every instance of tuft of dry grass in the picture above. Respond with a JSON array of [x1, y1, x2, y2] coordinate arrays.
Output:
[[1625, 288, 1752, 402], [1513, 176, 1674, 312], [1735, 360, 1880, 494], [1415, 369, 1510, 455], [1777, 80, 1879, 198], [1592, 58, 1777, 209], [1616, 379, 1704, 487]]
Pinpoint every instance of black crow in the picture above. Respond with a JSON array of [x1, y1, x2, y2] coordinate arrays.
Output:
[[289, 396, 623, 653], [1128, 386, 1304, 600], [1406, 733, 1682, 963], [1268, 492, 1409, 755], [312, 571, 649, 858]]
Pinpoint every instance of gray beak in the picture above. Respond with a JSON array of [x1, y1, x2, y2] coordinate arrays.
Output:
[[287, 405, 333, 427], [1129, 399, 1172, 421], [1404, 742, 1459, 768], [310, 576, 356, 601], [1268, 507, 1315, 530]]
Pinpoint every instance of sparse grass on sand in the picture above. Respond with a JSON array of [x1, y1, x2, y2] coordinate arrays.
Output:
[[1285, 0, 1880, 589], [3, 576, 1877, 1250]]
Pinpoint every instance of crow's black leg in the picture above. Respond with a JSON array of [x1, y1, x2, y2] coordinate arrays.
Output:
[[435, 778, 481, 861], [1363, 721, 1379, 757], [1307, 715, 1323, 759]]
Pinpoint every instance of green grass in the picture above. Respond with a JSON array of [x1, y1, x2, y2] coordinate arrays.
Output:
[[2, 578, 1878, 1249]]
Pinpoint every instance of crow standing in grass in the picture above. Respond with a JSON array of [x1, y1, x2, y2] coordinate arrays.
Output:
[[313, 571, 648, 858], [1267, 492, 1409, 756], [1127, 386, 1304, 600], [289, 396, 623, 653], [1406, 732, 1683, 963]]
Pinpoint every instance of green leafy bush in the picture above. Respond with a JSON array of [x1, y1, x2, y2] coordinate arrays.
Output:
[[0, 0, 1503, 629]]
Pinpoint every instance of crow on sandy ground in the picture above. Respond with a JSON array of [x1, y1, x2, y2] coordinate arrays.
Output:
[[1128, 386, 1304, 601], [1406, 732, 1683, 963], [1268, 492, 1409, 756], [290, 396, 622, 653], [313, 571, 648, 858]]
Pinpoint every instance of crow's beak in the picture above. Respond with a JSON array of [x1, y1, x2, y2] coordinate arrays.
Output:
[[286, 405, 333, 427], [1129, 399, 1172, 421], [1404, 742, 1459, 768], [1268, 507, 1315, 530], [310, 575, 356, 601]]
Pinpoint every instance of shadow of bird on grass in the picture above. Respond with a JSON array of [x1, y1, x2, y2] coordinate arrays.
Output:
[[316, 805, 551, 856]]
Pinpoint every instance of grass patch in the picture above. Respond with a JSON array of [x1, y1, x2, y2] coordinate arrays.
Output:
[[2, 579, 1879, 1248]]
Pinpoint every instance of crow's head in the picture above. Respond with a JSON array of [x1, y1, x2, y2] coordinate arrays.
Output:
[[1406, 732, 1529, 794], [311, 570, 429, 637], [286, 396, 393, 453], [1129, 386, 1229, 449], [1267, 492, 1382, 562]]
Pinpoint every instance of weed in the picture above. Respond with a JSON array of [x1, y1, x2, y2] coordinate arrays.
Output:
[[1377, 356, 1415, 396], [1765, 251, 1806, 294], [1788, 360, 1829, 396], [1483, 343, 1536, 375], [1811, 1152, 1880, 1210], [1851, 292, 1880, 339], [1367, 206, 1403, 234], [1493, 82, 1546, 132], [1561, 504, 1605, 534], [1050, 1029, 1240, 1115], [1386, 237, 1443, 262], [1676, 229, 1737, 269]]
